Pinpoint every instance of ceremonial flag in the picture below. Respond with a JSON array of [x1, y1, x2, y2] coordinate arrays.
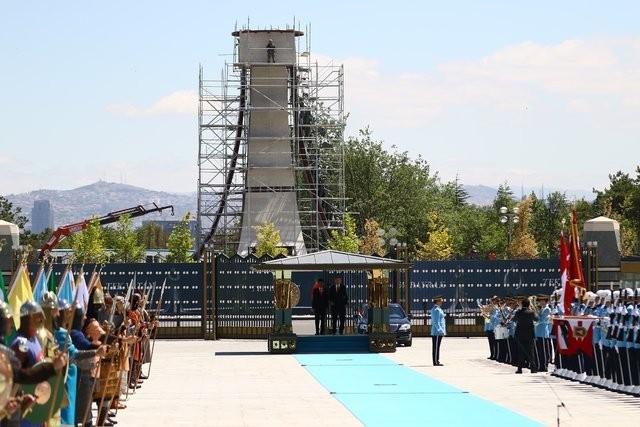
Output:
[[74, 269, 89, 311], [32, 265, 49, 303], [568, 210, 585, 290], [47, 266, 57, 292], [559, 232, 571, 315], [7, 264, 34, 329], [57, 268, 75, 303], [0, 268, 6, 302], [556, 317, 596, 357]]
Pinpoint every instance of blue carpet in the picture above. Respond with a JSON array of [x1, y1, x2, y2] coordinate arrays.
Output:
[[295, 354, 542, 427]]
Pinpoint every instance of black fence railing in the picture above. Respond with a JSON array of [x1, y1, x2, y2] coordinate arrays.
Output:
[[24, 257, 560, 339]]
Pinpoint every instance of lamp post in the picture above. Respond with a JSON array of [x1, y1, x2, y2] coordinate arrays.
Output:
[[499, 206, 520, 246], [586, 241, 598, 292], [376, 227, 398, 254]]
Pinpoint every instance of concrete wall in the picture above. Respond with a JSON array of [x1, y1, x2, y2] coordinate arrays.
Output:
[[237, 31, 297, 64], [239, 192, 305, 255], [583, 216, 621, 267]]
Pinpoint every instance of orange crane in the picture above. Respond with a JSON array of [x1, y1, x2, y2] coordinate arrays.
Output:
[[39, 203, 174, 259]]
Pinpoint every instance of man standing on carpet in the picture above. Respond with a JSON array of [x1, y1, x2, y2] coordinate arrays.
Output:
[[431, 296, 446, 366], [311, 278, 328, 335], [328, 276, 348, 335]]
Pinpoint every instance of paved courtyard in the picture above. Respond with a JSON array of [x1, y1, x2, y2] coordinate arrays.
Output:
[[116, 337, 639, 426]]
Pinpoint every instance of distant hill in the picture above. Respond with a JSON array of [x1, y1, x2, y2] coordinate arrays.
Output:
[[6, 181, 195, 230], [5, 180, 595, 229], [463, 184, 596, 206]]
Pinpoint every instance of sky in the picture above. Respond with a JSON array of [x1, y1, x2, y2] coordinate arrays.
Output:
[[1, 1, 639, 197]]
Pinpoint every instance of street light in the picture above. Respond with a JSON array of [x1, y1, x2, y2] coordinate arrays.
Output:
[[499, 206, 520, 246], [376, 227, 398, 253]]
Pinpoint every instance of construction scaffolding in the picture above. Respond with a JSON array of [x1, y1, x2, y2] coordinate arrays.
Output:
[[196, 24, 346, 258]]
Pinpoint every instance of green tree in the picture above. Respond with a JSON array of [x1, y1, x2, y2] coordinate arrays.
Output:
[[0, 196, 28, 228], [452, 174, 469, 206], [415, 212, 453, 260], [327, 213, 359, 253], [529, 191, 570, 257], [344, 128, 438, 249], [593, 168, 640, 254], [443, 204, 501, 259], [72, 217, 108, 263], [166, 213, 195, 263], [137, 221, 169, 249], [111, 214, 146, 263], [252, 221, 288, 257]]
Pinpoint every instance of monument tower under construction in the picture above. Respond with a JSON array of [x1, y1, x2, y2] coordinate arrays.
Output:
[[196, 24, 346, 258]]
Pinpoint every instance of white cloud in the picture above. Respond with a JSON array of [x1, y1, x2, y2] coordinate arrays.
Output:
[[334, 36, 640, 133], [107, 90, 197, 117]]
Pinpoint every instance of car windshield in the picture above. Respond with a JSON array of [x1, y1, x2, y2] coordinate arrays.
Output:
[[360, 304, 406, 320], [388, 305, 406, 319]]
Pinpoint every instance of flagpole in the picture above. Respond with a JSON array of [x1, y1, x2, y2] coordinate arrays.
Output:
[[146, 279, 166, 378]]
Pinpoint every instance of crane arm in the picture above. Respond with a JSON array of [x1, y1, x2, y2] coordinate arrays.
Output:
[[39, 203, 174, 259]]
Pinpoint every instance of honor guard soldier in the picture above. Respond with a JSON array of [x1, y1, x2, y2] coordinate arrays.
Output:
[[430, 296, 446, 366], [535, 294, 552, 372]]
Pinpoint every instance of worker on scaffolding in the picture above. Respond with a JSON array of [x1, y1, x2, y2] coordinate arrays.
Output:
[[266, 39, 276, 63]]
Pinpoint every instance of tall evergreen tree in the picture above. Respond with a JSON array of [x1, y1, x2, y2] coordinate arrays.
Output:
[[166, 213, 195, 263]]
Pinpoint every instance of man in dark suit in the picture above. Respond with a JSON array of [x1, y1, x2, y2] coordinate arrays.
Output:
[[311, 279, 329, 335], [328, 276, 348, 335], [513, 298, 539, 374]]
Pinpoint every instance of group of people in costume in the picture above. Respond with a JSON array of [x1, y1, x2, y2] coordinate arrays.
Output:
[[0, 286, 159, 427], [482, 287, 640, 396]]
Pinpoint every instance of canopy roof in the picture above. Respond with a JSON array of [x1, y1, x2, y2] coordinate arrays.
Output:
[[252, 250, 412, 271]]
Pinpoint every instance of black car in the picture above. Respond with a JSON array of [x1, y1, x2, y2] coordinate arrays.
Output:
[[355, 303, 412, 346]]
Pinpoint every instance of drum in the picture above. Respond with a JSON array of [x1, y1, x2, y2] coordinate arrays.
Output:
[[494, 325, 509, 340]]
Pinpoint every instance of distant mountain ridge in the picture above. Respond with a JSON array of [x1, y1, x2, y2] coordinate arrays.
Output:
[[7, 180, 195, 230], [463, 184, 596, 206], [5, 181, 594, 230]]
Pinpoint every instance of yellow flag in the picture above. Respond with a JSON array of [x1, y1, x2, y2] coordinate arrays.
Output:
[[8, 265, 35, 329]]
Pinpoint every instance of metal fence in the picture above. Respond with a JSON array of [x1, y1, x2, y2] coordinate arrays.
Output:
[[405, 259, 559, 337], [26, 257, 560, 339]]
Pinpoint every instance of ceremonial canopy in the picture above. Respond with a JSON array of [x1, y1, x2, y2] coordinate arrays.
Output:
[[253, 250, 412, 271]]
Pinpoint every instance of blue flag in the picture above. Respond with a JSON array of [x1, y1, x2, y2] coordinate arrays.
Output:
[[57, 269, 74, 304], [32, 266, 49, 303]]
